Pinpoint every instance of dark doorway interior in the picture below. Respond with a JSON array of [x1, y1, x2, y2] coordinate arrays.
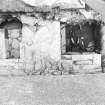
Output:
[[64, 19, 102, 54]]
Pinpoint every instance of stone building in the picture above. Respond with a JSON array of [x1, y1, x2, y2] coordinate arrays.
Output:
[[0, 0, 104, 75]]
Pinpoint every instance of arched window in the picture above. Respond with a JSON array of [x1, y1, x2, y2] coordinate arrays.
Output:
[[0, 16, 22, 59]]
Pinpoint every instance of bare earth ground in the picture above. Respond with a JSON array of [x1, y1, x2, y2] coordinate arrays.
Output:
[[0, 73, 105, 105]]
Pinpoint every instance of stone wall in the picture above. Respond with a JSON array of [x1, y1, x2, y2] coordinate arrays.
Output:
[[5, 29, 21, 59], [21, 18, 61, 75], [0, 29, 6, 58], [0, 12, 103, 75], [61, 54, 102, 74], [0, 15, 62, 75]]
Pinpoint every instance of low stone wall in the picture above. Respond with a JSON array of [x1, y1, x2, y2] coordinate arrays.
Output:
[[0, 59, 62, 75], [0, 54, 102, 76], [61, 54, 102, 74]]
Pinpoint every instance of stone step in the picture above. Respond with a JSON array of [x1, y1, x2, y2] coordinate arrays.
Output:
[[61, 54, 102, 73]]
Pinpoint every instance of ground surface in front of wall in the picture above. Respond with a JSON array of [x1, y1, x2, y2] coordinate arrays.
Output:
[[0, 74, 105, 105]]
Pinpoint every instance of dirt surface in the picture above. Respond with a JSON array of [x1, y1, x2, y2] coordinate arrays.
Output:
[[0, 73, 105, 105]]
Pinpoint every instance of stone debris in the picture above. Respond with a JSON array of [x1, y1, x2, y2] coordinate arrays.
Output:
[[12, 39, 20, 49]]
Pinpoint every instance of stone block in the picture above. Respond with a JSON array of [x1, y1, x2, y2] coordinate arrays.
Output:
[[62, 54, 102, 73], [93, 54, 101, 65], [8, 29, 20, 39], [20, 15, 38, 26], [72, 54, 93, 61], [12, 39, 20, 49], [73, 64, 101, 73], [11, 49, 20, 58], [62, 70, 70, 75], [72, 54, 101, 73], [45, 61, 52, 69], [16, 62, 25, 70], [0, 29, 6, 58], [8, 38, 13, 45], [0, 59, 25, 75], [51, 70, 62, 75], [61, 24, 66, 54], [24, 63, 35, 74], [20, 43, 25, 59], [61, 60, 72, 71], [6, 51, 10, 58], [61, 55, 72, 60], [5, 39, 12, 51], [35, 61, 43, 71], [73, 60, 93, 65]]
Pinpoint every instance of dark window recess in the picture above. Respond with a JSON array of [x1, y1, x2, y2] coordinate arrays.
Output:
[[64, 20, 102, 53]]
